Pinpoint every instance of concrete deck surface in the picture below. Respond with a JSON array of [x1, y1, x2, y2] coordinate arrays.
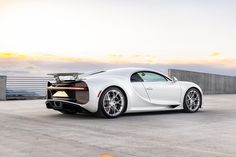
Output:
[[0, 94, 236, 157]]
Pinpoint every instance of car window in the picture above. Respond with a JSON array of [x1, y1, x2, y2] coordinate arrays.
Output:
[[131, 73, 143, 82], [137, 72, 167, 82]]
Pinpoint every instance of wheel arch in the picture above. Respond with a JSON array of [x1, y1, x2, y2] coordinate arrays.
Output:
[[99, 85, 128, 113], [184, 87, 203, 108]]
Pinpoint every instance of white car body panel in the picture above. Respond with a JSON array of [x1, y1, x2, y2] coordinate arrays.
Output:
[[142, 81, 181, 105], [71, 67, 203, 113]]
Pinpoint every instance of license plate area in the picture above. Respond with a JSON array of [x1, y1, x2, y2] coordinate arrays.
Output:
[[53, 91, 69, 97]]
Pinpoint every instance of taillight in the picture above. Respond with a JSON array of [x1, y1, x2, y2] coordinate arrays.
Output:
[[47, 86, 87, 91], [75, 82, 88, 90], [75, 81, 89, 104], [47, 81, 88, 91], [68, 86, 88, 90]]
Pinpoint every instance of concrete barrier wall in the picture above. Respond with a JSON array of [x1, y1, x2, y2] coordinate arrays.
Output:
[[168, 69, 236, 94], [1, 71, 236, 99], [0, 76, 6, 100], [0, 76, 51, 100], [6, 76, 51, 100]]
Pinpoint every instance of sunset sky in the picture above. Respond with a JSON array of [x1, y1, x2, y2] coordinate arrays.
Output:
[[0, 0, 236, 76]]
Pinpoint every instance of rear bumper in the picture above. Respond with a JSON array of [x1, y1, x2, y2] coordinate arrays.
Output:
[[46, 99, 88, 113], [46, 81, 99, 113]]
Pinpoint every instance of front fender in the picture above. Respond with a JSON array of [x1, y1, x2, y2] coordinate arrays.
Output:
[[179, 81, 203, 106]]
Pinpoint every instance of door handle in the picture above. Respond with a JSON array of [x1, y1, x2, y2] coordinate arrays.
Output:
[[146, 87, 153, 90]]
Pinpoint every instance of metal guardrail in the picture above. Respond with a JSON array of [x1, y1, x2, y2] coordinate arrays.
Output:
[[6, 76, 52, 99]]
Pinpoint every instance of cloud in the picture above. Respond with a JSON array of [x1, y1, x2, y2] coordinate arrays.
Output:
[[0, 51, 236, 76], [1, 56, 236, 77], [210, 52, 221, 57], [0, 51, 159, 64]]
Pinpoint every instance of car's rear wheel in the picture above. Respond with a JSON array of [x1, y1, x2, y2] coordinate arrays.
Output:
[[97, 87, 127, 118], [183, 88, 202, 113]]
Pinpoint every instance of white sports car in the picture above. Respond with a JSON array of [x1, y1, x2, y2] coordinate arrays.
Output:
[[46, 67, 203, 118]]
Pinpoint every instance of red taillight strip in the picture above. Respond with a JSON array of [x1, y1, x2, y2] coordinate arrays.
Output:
[[47, 86, 87, 91]]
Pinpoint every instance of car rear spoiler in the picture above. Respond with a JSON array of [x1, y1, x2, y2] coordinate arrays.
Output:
[[48, 73, 83, 82]]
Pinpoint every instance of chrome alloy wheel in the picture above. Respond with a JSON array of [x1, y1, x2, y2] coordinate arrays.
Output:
[[185, 89, 201, 112], [102, 89, 125, 117]]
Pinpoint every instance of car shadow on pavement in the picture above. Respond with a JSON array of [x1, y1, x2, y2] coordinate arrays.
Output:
[[46, 112, 98, 119], [45, 109, 205, 119], [124, 109, 184, 117]]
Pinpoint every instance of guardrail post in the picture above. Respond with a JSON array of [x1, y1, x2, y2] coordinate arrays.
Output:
[[0, 75, 7, 100]]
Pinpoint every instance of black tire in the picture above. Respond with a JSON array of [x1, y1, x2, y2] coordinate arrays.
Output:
[[97, 87, 127, 118], [183, 88, 202, 113]]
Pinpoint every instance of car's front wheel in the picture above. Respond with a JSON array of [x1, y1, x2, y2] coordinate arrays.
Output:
[[97, 87, 127, 118], [183, 88, 202, 113]]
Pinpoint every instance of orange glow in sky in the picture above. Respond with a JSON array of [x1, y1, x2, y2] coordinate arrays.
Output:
[[0, 0, 236, 75]]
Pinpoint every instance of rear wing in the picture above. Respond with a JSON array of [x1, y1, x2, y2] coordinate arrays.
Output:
[[48, 73, 83, 82]]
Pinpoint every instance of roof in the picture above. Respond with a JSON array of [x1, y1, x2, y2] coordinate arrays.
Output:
[[93, 67, 171, 80]]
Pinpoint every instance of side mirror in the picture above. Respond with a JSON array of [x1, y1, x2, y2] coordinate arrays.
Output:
[[172, 76, 178, 83]]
